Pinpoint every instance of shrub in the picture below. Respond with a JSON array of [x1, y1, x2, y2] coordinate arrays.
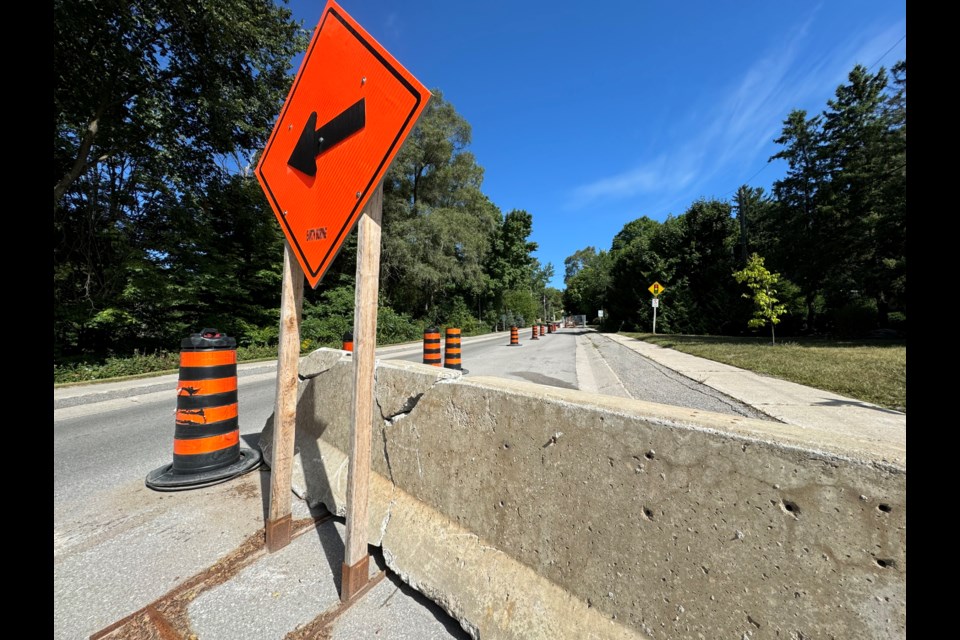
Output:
[[377, 306, 421, 344], [443, 297, 488, 335], [887, 311, 906, 335], [53, 350, 180, 384], [827, 299, 879, 338]]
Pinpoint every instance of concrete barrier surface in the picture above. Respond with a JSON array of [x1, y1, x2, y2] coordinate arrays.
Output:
[[259, 349, 905, 640]]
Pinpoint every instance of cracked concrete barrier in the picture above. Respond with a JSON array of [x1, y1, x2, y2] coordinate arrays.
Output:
[[260, 348, 905, 640]]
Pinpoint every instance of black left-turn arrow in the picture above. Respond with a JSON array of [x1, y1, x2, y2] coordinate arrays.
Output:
[[287, 98, 366, 177]]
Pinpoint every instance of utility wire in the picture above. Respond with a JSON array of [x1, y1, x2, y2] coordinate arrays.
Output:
[[868, 34, 906, 71], [725, 33, 906, 199]]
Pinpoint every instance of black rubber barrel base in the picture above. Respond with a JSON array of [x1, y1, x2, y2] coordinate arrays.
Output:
[[145, 447, 262, 492]]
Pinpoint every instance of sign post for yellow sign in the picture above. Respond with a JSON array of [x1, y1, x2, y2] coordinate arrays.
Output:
[[648, 282, 665, 333]]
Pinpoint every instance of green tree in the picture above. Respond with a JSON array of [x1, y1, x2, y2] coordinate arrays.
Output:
[[54, 0, 308, 360], [673, 199, 739, 334], [563, 248, 613, 319], [769, 109, 829, 331], [54, 0, 307, 206], [564, 246, 597, 283], [380, 91, 500, 320], [487, 209, 538, 306], [819, 63, 905, 329], [732, 185, 772, 266], [542, 287, 564, 322], [605, 216, 669, 329], [734, 254, 788, 345]]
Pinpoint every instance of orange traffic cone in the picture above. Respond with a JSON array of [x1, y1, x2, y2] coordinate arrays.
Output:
[[444, 327, 462, 370], [146, 329, 261, 491], [423, 326, 441, 366]]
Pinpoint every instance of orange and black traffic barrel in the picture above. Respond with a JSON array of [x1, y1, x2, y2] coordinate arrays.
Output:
[[540, 323, 547, 336], [508, 325, 521, 346], [423, 326, 441, 366], [444, 327, 462, 370], [342, 331, 354, 352], [531, 324, 539, 340], [146, 329, 261, 491]]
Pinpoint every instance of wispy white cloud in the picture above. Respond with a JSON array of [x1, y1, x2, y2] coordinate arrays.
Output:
[[565, 9, 905, 217], [565, 17, 811, 213], [569, 156, 697, 203]]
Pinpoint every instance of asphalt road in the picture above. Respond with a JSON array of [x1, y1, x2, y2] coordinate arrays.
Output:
[[383, 329, 768, 420]]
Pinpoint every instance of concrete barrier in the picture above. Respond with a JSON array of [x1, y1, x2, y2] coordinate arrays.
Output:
[[260, 348, 905, 639]]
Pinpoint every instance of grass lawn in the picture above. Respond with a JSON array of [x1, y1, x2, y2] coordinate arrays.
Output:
[[620, 333, 906, 413]]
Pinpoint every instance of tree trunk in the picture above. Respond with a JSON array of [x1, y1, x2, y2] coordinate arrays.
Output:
[[876, 293, 889, 328]]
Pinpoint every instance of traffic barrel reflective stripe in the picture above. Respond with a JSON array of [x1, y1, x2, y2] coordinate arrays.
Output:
[[444, 327, 462, 370], [174, 402, 239, 426], [423, 327, 441, 366], [177, 375, 236, 397], [145, 329, 261, 491], [173, 431, 240, 456]]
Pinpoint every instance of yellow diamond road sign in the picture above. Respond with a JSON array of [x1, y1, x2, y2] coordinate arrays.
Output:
[[649, 282, 665, 296]]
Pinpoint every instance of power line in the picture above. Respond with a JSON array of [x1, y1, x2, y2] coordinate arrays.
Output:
[[725, 33, 906, 199], [724, 161, 774, 197], [868, 34, 906, 71]]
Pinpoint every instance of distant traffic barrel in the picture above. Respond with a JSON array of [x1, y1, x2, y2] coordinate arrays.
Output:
[[444, 327, 462, 370], [342, 331, 354, 352], [531, 324, 539, 340], [540, 323, 547, 336], [423, 326, 442, 366], [547, 323, 554, 334], [508, 325, 520, 346], [146, 329, 261, 491]]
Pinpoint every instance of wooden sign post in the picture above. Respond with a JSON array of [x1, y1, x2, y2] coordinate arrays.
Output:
[[341, 183, 383, 600], [266, 241, 304, 552], [254, 0, 430, 602]]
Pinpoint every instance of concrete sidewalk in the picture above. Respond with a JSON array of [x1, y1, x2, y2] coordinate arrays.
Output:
[[602, 332, 906, 466], [80, 329, 905, 639], [85, 473, 472, 640]]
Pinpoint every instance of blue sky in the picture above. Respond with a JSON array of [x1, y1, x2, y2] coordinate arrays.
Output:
[[284, 0, 906, 289]]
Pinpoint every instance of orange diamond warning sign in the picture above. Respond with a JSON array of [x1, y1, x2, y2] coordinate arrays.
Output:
[[256, 0, 430, 288]]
